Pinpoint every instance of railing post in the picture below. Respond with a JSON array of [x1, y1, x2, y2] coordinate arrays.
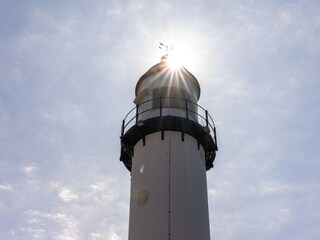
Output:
[[160, 97, 164, 140], [160, 97, 162, 117], [205, 110, 209, 128], [185, 99, 189, 119], [121, 119, 125, 138], [214, 127, 218, 151], [135, 104, 139, 123]]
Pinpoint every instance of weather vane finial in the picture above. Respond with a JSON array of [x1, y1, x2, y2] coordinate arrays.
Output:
[[159, 43, 174, 54]]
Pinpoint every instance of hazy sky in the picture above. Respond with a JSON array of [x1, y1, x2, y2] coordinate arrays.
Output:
[[0, 0, 319, 239]]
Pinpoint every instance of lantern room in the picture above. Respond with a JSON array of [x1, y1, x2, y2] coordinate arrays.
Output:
[[134, 54, 201, 121]]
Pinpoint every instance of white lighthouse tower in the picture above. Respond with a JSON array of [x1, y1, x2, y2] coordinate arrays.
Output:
[[120, 51, 218, 240]]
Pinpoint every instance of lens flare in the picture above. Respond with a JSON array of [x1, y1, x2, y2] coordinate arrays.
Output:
[[167, 53, 182, 70], [163, 43, 193, 70]]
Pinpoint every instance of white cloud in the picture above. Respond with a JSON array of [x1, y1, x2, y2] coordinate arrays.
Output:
[[107, 231, 121, 240], [0, 183, 13, 191], [106, 4, 122, 16], [23, 210, 80, 240], [58, 188, 78, 202], [41, 102, 88, 131], [23, 165, 37, 175], [260, 181, 289, 195]]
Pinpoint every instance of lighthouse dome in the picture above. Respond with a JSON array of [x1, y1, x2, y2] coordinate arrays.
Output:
[[134, 55, 201, 105]]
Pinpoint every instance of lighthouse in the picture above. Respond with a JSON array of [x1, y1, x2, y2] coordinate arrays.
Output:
[[120, 51, 218, 240]]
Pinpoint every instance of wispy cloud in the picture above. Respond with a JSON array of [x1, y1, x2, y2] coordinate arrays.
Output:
[[58, 188, 78, 202], [0, 183, 13, 191]]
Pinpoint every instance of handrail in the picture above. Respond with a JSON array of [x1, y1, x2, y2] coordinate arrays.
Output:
[[121, 97, 217, 148]]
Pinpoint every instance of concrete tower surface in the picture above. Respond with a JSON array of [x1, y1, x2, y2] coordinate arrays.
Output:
[[120, 54, 218, 240]]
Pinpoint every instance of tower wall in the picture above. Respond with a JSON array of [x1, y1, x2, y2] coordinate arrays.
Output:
[[128, 131, 210, 240]]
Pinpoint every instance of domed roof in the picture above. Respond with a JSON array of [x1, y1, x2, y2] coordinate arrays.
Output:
[[135, 55, 201, 100]]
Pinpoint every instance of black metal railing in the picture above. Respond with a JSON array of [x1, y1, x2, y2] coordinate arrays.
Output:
[[121, 97, 218, 150]]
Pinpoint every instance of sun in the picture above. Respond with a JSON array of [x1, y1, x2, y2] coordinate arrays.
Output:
[[166, 52, 183, 69], [159, 42, 194, 70]]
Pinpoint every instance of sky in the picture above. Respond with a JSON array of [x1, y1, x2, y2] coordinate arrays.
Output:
[[0, 0, 319, 239]]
